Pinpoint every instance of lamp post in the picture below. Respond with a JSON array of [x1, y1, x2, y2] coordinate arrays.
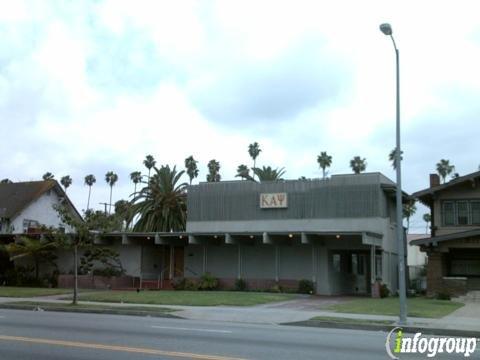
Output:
[[380, 22, 407, 325]]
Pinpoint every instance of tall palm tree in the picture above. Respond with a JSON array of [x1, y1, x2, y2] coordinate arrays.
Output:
[[388, 148, 404, 170], [184, 156, 199, 185], [253, 166, 286, 181], [105, 171, 118, 214], [143, 155, 156, 180], [206, 160, 221, 182], [42, 172, 54, 180], [131, 165, 187, 232], [402, 200, 417, 234], [60, 175, 72, 193], [436, 159, 455, 183], [130, 171, 142, 196], [350, 156, 367, 174], [236, 164, 253, 181], [248, 142, 262, 181], [84, 174, 96, 211], [317, 152, 332, 179], [423, 213, 432, 234]]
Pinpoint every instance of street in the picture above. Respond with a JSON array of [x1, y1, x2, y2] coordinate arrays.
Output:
[[0, 309, 477, 360]]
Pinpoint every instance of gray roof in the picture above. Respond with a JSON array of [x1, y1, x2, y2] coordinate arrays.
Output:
[[410, 228, 480, 246]]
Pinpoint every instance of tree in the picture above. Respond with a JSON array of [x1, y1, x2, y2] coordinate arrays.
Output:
[[253, 166, 286, 181], [105, 171, 118, 214], [114, 200, 132, 230], [236, 164, 253, 181], [436, 159, 455, 183], [5, 236, 58, 281], [60, 175, 72, 193], [402, 200, 417, 233], [206, 160, 221, 182], [0, 179, 12, 184], [84, 175, 96, 211], [317, 151, 332, 179], [143, 155, 156, 179], [184, 156, 199, 185], [248, 142, 262, 181], [452, 172, 460, 179], [130, 171, 142, 196], [423, 213, 432, 234], [388, 148, 404, 170], [42, 172, 54, 180], [131, 165, 187, 232], [350, 156, 367, 174]]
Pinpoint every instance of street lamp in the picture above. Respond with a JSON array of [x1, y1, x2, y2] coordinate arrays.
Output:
[[379, 23, 407, 325]]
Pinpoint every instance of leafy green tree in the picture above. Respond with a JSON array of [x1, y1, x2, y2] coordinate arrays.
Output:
[[131, 165, 187, 232], [236, 164, 253, 181], [105, 171, 118, 214], [388, 148, 404, 170], [423, 213, 432, 234], [114, 200, 132, 230], [60, 175, 72, 193], [350, 156, 367, 174], [184, 156, 199, 185], [253, 166, 286, 181], [42, 172, 54, 180], [206, 160, 221, 182], [436, 159, 455, 183], [130, 171, 142, 196], [317, 151, 332, 179], [402, 200, 417, 233], [84, 175, 96, 211], [143, 155, 156, 179], [248, 142, 262, 181], [0, 179, 12, 184]]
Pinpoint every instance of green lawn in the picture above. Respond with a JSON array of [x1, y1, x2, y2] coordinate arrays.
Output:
[[310, 316, 393, 326], [327, 297, 464, 318], [79, 290, 296, 306], [0, 287, 74, 298]]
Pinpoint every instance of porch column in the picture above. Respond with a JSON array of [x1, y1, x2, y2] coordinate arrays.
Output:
[[169, 246, 174, 280], [370, 244, 376, 284]]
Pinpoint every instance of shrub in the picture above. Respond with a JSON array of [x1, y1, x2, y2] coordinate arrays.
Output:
[[298, 279, 315, 294], [184, 279, 199, 291], [92, 267, 124, 277], [235, 278, 247, 291], [436, 292, 451, 300], [198, 273, 219, 291], [269, 284, 282, 293], [380, 284, 390, 298], [171, 277, 186, 290]]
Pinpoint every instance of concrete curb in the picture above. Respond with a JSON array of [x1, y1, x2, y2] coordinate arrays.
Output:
[[282, 320, 480, 338], [0, 304, 183, 319]]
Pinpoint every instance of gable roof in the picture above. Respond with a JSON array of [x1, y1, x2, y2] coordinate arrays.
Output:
[[413, 170, 480, 205], [0, 180, 82, 221]]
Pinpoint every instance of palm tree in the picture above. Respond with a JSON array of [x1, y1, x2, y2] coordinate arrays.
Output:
[[6, 236, 57, 280], [317, 152, 332, 179], [248, 142, 262, 181], [436, 159, 455, 183], [184, 156, 199, 185], [423, 213, 432, 234], [388, 148, 404, 170], [42, 172, 54, 180], [143, 155, 156, 180], [402, 200, 417, 234], [105, 171, 118, 214], [84, 175, 96, 211], [206, 160, 221, 182], [0, 179, 12, 184], [253, 166, 286, 181], [114, 200, 132, 230], [236, 164, 253, 181], [350, 156, 367, 174], [60, 175, 72, 193], [130, 171, 142, 196], [131, 165, 187, 232]]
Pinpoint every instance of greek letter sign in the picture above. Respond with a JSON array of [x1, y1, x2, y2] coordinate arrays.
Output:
[[260, 193, 288, 209]]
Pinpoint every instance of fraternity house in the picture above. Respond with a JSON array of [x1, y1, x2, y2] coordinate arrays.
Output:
[[91, 173, 408, 296]]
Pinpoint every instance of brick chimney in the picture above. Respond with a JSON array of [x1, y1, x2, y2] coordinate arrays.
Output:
[[429, 174, 440, 187]]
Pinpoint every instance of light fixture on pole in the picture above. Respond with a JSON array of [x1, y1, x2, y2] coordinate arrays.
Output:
[[379, 22, 408, 325]]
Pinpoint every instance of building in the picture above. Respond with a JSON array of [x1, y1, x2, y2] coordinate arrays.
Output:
[[411, 172, 480, 296], [93, 173, 408, 296]]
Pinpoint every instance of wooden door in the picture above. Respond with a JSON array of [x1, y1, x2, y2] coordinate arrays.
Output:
[[174, 246, 184, 277]]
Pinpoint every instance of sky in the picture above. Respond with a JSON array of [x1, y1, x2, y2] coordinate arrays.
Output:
[[1, 1, 480, 233]]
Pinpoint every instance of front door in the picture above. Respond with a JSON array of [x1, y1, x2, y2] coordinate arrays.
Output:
[[174, 246, 184, 277]]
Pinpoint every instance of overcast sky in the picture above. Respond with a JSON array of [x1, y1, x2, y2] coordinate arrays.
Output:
[[1, 1, 479, 233]]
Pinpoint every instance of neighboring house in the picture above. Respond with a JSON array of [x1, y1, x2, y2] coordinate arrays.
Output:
[[407, 234, 428, 281], [94, 173, 409, 296], [412, 172, 480, 296], [0, 180, 81, 235]]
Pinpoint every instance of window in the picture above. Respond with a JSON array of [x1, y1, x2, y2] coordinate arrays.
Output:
[[442, 199, 480, 226], [332, 254, 341, 272], [375, 254, 383, 279], [443, 201, 455, 226], [457, 201, 469, 225], [472, 201, 480, 225]]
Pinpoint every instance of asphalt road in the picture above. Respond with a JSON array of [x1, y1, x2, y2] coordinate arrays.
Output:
[[0, 309, 478, 360]]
